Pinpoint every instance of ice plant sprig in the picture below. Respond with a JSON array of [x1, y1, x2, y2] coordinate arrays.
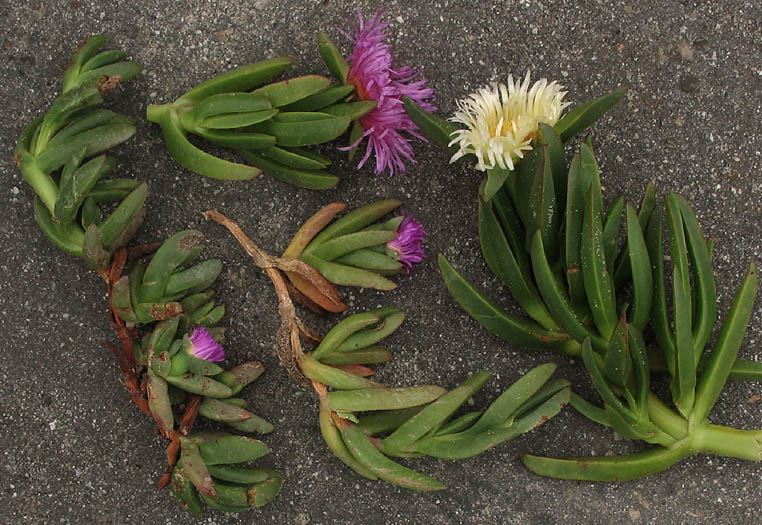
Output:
[[205, 212, 569, 490], [404, 80, 625, 199], [327, 9, 436, 175], [301, 308, 570, 490], [172, 433, 283, 515], [437, 128, 762, 381], [523, 198, 761, 480], [16, 39, 284, 514], [110, 232, 282, 515], [147, 12, 432, 186], [145, 48, 378, 189], [282, 199, 427, 313], [13, 34, 146, 271]]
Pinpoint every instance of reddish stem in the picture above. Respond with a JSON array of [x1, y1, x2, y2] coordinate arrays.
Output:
[[102, 245, 203, 491]]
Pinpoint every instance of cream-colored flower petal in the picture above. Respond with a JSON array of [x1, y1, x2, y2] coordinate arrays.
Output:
[[449, 73, 569, 173]]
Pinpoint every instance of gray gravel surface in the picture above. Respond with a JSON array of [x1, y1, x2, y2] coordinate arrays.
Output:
[[2, 1, 761, 523]]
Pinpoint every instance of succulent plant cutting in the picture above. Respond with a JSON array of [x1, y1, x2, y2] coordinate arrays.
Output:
[[111, 231, 283, 513], [204, 209, 571, 490], [300, 309, 570, 490], [282, 199, 427, 313], [407, 80, 762, 480], [13, 34, 145, 264], [147, 11, 433, 187], [523, 197, 761, 481], [14, 36, 282, 516]]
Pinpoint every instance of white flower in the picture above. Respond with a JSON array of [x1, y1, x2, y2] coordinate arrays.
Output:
[[448, 72, 570, 172]]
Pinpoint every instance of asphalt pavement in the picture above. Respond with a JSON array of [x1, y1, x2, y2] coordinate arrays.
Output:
[[2, 1, 761, 523]]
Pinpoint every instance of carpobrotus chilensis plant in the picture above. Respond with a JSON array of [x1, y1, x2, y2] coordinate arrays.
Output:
[[204, 210, 571, 490], [147, 10, 434, 187], [407, 76, 762, 480], [13, 34, 144, 265], [15, 36, 283, 516]]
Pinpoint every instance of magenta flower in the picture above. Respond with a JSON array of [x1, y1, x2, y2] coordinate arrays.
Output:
[[387, 215, 425, 273], [339, 10, 436, 175], [187, 326, 225, 362]]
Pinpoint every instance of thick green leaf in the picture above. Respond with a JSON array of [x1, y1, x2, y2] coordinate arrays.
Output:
[[301, 254, 397, 290], [252, 75, 332, 107], [522, 445, 691, 481], [564, 154, 589, 313], [479, 190, 555, 329], [383, 371, 493, 453], [256, 115, 350, 147], [98, 182, 147, 251], [483, 167, 510, 202], [491, 185, 535, 287], [306, 199, 402, 250], [692, 264, 757, 424], [603, 315, 632, 389], [260, 145, 330, 170], [283, 84, 355, 111], [625, 205, 653, 331], [402, 95, 460, 155], [321, 101, 378, 120], [311, 230, 398, 261], [674, 194, 716, 359], [646, 204, 675, 368], [554, 88, 627, 143], [537, 123, 567, 210], [439, 254, 576, 352], [198, 109, 278, 129], [602, 196, 623, 272], [581, 186, 618, 341], [238, 150, 337, 189], [318, 32, 350, 84], [665, 195, 695, 417], [531, 232, 605, 351], [469, 363, 557, 434], [178, 57, 293, 104]]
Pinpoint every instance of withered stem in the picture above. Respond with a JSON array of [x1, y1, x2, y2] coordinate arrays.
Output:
[[203, 210, 312, 385]]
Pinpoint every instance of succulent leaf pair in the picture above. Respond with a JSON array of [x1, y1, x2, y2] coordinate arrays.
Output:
[[172, 433, 283, 516]]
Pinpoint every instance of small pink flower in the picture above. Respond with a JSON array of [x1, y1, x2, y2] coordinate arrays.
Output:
[[187, 326, 225, 362], [339, 10, 436, 175], [387, 215, 425, 273]]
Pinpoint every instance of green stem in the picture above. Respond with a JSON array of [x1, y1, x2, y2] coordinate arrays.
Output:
[[146, 103, 170, 123], [522, 443, 692, 481], [692, 423, 762, 461], [20, 156, 58, 216], [647, 393, 688, 440]]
